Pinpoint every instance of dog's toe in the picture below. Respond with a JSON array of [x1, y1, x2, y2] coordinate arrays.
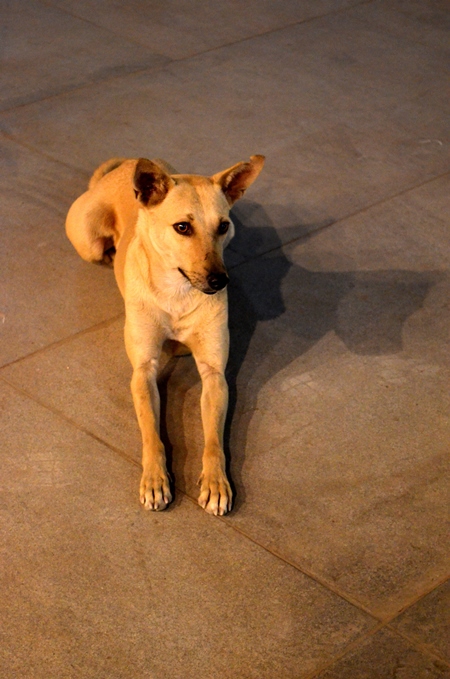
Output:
[[141, 491, 171, 511], [140, 471, 172, 511], [198, 473, 232, 516]]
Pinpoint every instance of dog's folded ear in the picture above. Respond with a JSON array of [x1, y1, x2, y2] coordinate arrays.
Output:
[[133, 158, 173, 206], [212, 154, 265, 205]]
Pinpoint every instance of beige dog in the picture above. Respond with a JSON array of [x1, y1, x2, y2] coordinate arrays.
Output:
[[66, 155, 264, 515]]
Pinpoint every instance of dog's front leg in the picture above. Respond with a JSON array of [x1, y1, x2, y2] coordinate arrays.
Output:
[[194, 353, 233, 516], [197, 362, 232, 515], [125, 318, 171, 511]]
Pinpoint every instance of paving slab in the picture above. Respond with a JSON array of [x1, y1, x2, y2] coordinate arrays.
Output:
[[315, 627, 450, 678], [3, 175, 449, 619], [348, 0, 450, 52], [2, 316, 138, 457], [0, 10, 448, 253], [285, 174, 450, 367], [392, 580, 450, 662], [0, 135, 123, 366], [0, 0, 169, 112], [0, 380, 375, 679], [47, 0, 365, 60]]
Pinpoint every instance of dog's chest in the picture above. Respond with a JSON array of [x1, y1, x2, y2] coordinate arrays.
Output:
[[159, 294, 207, 343]]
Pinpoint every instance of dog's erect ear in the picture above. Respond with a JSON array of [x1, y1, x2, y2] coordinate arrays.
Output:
[[212, 154, 265, 205], [133, 158, 173, 207]]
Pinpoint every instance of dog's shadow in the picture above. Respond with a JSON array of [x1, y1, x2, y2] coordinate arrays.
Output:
[[159, 200, 441, 510]]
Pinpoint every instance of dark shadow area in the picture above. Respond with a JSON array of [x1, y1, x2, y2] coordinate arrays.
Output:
[[157, 362, 175, 484], [225, 198, 334, 264], [157, 352, 198, 498], [158, 201, 441, 509]]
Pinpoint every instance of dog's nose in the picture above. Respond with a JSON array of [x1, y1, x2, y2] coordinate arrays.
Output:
[[207, 271, 229, 291]]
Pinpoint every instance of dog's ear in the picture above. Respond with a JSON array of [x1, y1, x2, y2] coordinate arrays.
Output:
[[133, 158, 173, 206], [212, 154, 265, 205]]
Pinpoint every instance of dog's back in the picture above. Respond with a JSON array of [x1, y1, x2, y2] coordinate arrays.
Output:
[[88, 157, 127, 190]]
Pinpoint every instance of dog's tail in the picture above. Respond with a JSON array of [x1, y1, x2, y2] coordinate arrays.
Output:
[[88, 158, 127, 190]]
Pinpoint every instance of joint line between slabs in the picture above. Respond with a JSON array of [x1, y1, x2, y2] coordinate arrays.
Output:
[[302, 618, 450, 679], [229, 169, 450, 272], [38, 0, 375, 70], [0, 375, 140, 470], [302, 622, 386, 679], [0, 64, 164, 115], [0, 312, 124, 371], [385, 625, 450, 669], [0, 129, 94, 177], [178, 489, 379, 621], [4, 0, 376, 115], [382, 572, 450, 626], [136, 0, 378, 65], [304, 576, 450, 678]]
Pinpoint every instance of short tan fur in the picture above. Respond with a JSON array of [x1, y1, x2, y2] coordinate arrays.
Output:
[[66, 154, 264, 515]]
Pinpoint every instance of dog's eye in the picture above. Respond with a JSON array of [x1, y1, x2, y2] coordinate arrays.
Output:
[[173, 222, 192, 236], [218, 221, 230, 235]]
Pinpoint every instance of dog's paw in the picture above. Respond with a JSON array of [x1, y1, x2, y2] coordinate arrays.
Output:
[[140, 469, 172, 511], [198, 469, 232, 516]]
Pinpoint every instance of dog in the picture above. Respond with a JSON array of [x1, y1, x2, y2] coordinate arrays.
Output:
[[66, 154, 264, 515]]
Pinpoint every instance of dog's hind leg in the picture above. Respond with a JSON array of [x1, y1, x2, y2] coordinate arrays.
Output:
[[66, 193, 118, 264]]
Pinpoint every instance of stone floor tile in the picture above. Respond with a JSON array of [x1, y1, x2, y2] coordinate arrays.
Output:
[[287, 175, 450, 364], [348, 0, 450, 53], [0, 136, 123, 366], [0, 11, 447, 244], [0, 381, 374, 679], [47, 0, 363, 60], [1, 317, 138, 459], [392, 580, 450, 662], [0, 0, 169, 111], [290, 175, 450, 271], [314, 627, 450, 678]]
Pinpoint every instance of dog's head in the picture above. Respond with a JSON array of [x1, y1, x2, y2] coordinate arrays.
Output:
[[133, 155, 265, 295]]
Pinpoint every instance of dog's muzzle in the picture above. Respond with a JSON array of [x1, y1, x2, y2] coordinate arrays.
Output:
[[178, 268, 229, 294]]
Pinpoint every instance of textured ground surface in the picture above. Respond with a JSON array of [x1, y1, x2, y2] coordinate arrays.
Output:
[[1, 1, 449, 677]]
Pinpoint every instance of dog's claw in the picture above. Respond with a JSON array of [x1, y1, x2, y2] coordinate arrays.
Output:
[[198, 472, 232, 516], [141, 493, 170, 511], [140, 470, 172, 511]]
